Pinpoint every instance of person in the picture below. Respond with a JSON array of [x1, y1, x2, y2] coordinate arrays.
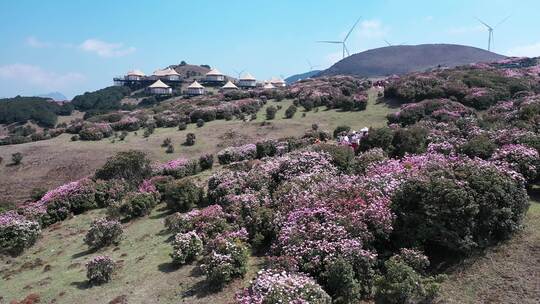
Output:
[[350, 131, 360, 152]]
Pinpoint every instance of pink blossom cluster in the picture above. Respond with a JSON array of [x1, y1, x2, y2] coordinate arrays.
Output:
[[491, 144, 540, 181], [217, 143, 257, 164]]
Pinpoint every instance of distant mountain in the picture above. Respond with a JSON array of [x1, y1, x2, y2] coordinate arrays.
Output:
[[285, 70, 322, 84], [37, 92, 68, 101], [317, 44, 507, 78]]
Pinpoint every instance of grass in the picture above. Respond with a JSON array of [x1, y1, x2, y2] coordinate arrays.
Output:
[[0, 204, 263, 303], [0, 89, 394, 204]]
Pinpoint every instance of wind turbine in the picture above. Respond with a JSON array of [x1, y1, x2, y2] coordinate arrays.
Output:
[[317, 17, 361, 59], [306, 59, 321, 71], [233, 69, 245, 79], [475, 15, 510, 51], [384, 39, 407, 47]]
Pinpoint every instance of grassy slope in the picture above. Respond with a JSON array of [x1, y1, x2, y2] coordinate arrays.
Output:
[[0, 89, 393, 204], [437, 184, 540, 304]]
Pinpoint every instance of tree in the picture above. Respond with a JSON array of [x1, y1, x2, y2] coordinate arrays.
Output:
[[285, 105, 297, 119], [185, 133, 196, 146], [94, 150, 152, 186], [11, 153, 23, 165], [266, 106, 277, 120]]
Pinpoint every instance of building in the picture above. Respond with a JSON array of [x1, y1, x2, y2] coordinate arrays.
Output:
[[221, 80, 239, 91], [152, 68, 181, 81], [205, 68, 225, 82], [148, 79, 172, 95], [126, 70, 145, 81], [263, 82, 275, 90], [270, 77, 286, 87], [187, 81, 205, 96], [238, 72, 257, 88]]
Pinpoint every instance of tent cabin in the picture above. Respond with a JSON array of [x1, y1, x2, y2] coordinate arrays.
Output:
[[221, 80, 239, 91], [263, 82, 275, 90], [270, 77, 286, 87], [187, 81, 205, 96], [148, 79, 172, 95], [152, 68, 181, 81], [126, 69, 145, 81], [205, 68, 225, 82], [238, 72, 257, 88]]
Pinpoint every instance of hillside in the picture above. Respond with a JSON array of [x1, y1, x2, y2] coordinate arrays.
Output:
[[318, 44, 506, 77], [285, 70, 321, 84]]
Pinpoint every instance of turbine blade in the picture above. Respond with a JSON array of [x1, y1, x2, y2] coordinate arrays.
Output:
[[344, 44, 350, 56], [495, 15, 511, 28], [475, 17, 492, 29], [344, 17, 362, 42], [316, 40, 342, 44], [384, 39, 392, 46]]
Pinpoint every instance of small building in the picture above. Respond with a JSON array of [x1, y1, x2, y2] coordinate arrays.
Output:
[[187, 81, 205, 96], [148, 79, 172, 95], [205, 68, 225, 82], [263, 82, 275, 90], [221, 80, 239, 91], [238, 72, 257, 88], [126, 69, 145, 81], [270, 77, 286, 87], [153, 68, 181, 81]]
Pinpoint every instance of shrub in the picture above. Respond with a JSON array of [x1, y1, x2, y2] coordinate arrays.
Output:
[[217, 144, 257, 165], [202, 239, 249, 288], [165, 145, 174, 153], [256, 140, 278, 158], [178, 122, 187, 130], [170, 231, 204, 265], [164, 205, 230, 239], [86, 256, 115, 284], [162, 179, 203, 212], [266, 106, 277, 120], [119, 131, 128, 141], [313, 144, 355, 172], [154, 157, 200, 178], [391, 126, 428, 157], [0, 211, 41, 256], [12, 152, 23, 165], [196, 118, 205, 127], [490, 144, 540, 182], [71, 135, 79, 141], [199, 154, 214, 170], [185, 133, 196, 146], [94, 150, 152, 187], [353, 148, 388, 174], [110, 192, 157, 219], [359, 127, 394, 153], [30, 188, 47, 201], [322, 257, 362, 303], [284, 104, 297, 118], [94, 179, 129, 208], [162, 138, 172, 147], [333, 125, 351, 138], [459, 135, 497, 159], [236, 270, 332, 304], [84, 218, 123, 250]]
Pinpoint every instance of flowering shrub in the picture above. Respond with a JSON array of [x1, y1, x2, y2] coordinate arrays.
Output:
[[170, 231, 204, 265], [199, 154, 214, 170], [86, 255, 115, 284], [353, 148, 388, 174], [217, 144, 257, 165], [162, 179, 203, 212], [491, 144, 539, 182], [236, 270, 331, 304], [94, 179, 129, 207], [84, 218, 123, 250], [79, 123, 113, 141], [202, 238, 249, 287], [0, 211, 41, 255], [165, 205, 230, 240], [273, 151, 337, 182], [110, 192, 157, 219], [153, 157, 200, 178], [111, 116, 142, 131], [387, 99, 474, 126]]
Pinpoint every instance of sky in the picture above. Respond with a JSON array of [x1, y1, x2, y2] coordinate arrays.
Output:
[[1, 0, 540, 99]]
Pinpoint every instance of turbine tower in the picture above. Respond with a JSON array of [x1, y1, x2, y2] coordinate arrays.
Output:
[[306, 59, 320, 71], [317, 17, 361, 59], [475, 16, 510, 51]]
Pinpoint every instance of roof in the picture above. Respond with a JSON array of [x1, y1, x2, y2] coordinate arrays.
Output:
[[206, 68, 223, 76], [263, 83, 275, 89], [148, 79, 170, 89], [270, 77, 285, 84], [127, 69, 145, 77], [188, 81, 204, 89], [221, 81, 238, 89], [153, 68, 180, 77], [240, 72, 256, 81]]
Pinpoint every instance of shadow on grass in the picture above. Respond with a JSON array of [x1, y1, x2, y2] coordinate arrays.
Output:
[[70, 280, 91, 290], [181, 279, 222, 299], [157, 261, 178, 273], [72, 248, 94, 259]]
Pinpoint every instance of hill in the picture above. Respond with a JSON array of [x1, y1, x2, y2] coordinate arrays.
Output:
[[37, 92, 68, 102], [285, 70, 321, 84], [318, 44, 506, 77]]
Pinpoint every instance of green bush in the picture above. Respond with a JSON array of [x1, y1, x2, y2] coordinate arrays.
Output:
[[203, 240, 249, 288], [333, 125, 351, 138], [86, 256, 115, 285], [178, 122, 187, 130], [170, 231, 204, 265], [390, 126, 428, 157], [266, 106, 277, 120], [359, 127, 394, 153], [94, 179, 129, 208], [165, 145, 174, 153], [185, 133, 196, 146], [0, 213, 41, 256], [459, 135, 497, 159], [322, 257, 362, 304], [313, 144, 354, 172], [94, 150, 152, 187], [196, 118, 205, 127], [199, 154, 214, 170], [110, 192, 157, 219], [84, 218, 123, 250], [162, 179, 203, 212], [11, 152, 23, 165], [285, 105, 297, 118], [353, 148, 388, 174]]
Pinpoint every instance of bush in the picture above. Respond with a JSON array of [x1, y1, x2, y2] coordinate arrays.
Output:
[[162, 179, 203, 212], [185, 133, 196, 146], [359, 127, 394, 153], [162, 138, 172, 147], [285, 104, 297, 118], [86, 256, 115, 284], [94, 150, 152, 187], [196, 118, 205, 127], [375, 252, 445, 304], [491, 144, 540, 182], [30, 188, 47, 201], [94, 179, 129, 208], [178, 122, 187, 130], [266, 106, 277, 120], [199, 154, 214, 170], [333, 125, 351, 138], [11, 152, 23, 165], [110, 192, 157, 219], [391, 163, 529, 257], [119, 131, 128, 141], [322, 257, 362, 303], [217, 144, 257, 165], [170, 231, 204, 265], [0, 212, 41, 256], [84, 218, 123, 250], [353, 148, 388, 174], [202, 239, 249, 288], [71, 135, 79, 141], [391, 126, 428, 157], [459, 135, 497, 159], [313, 144, 355, 172], [165, 145, 174, 153]]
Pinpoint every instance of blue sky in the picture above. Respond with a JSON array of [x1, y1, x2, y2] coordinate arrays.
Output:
[[1, 0, 540, 99]]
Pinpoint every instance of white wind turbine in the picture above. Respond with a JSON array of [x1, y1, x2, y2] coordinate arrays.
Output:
[[475, 15, 510, 51], [306, 59, 321, 71], [317, 17, 362, 59]]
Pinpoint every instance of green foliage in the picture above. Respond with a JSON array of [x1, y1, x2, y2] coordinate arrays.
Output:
[[178, 122, 187, 130], [353, 148, 388, 174], [94, 150, 152, 187], [94, 179, 129, 208], [110, 192, 157, 219], [285, 104, 297, 118], [333, 125, 351, 138], [203, 240, 249, 288], [84, 218, 123, 250], [391, 126, 428, 157], [162, 179, 203, 212], [359, 127, 394, 152], [266, 106, 277, 120], [196, 118, 205, 127], [0, 216, 41, 256], [185, 133, 196, 146], [459, 135, 497, 159], [165, 145, 174, 153], [11, 152, 23, 165], [199, 154, 214, 170], [322, 257, 362, 304], [71, 86, 131, 111], [170, 231, 203, 265], [313, 144, 355, 172], [0, 96, 70, 127]]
